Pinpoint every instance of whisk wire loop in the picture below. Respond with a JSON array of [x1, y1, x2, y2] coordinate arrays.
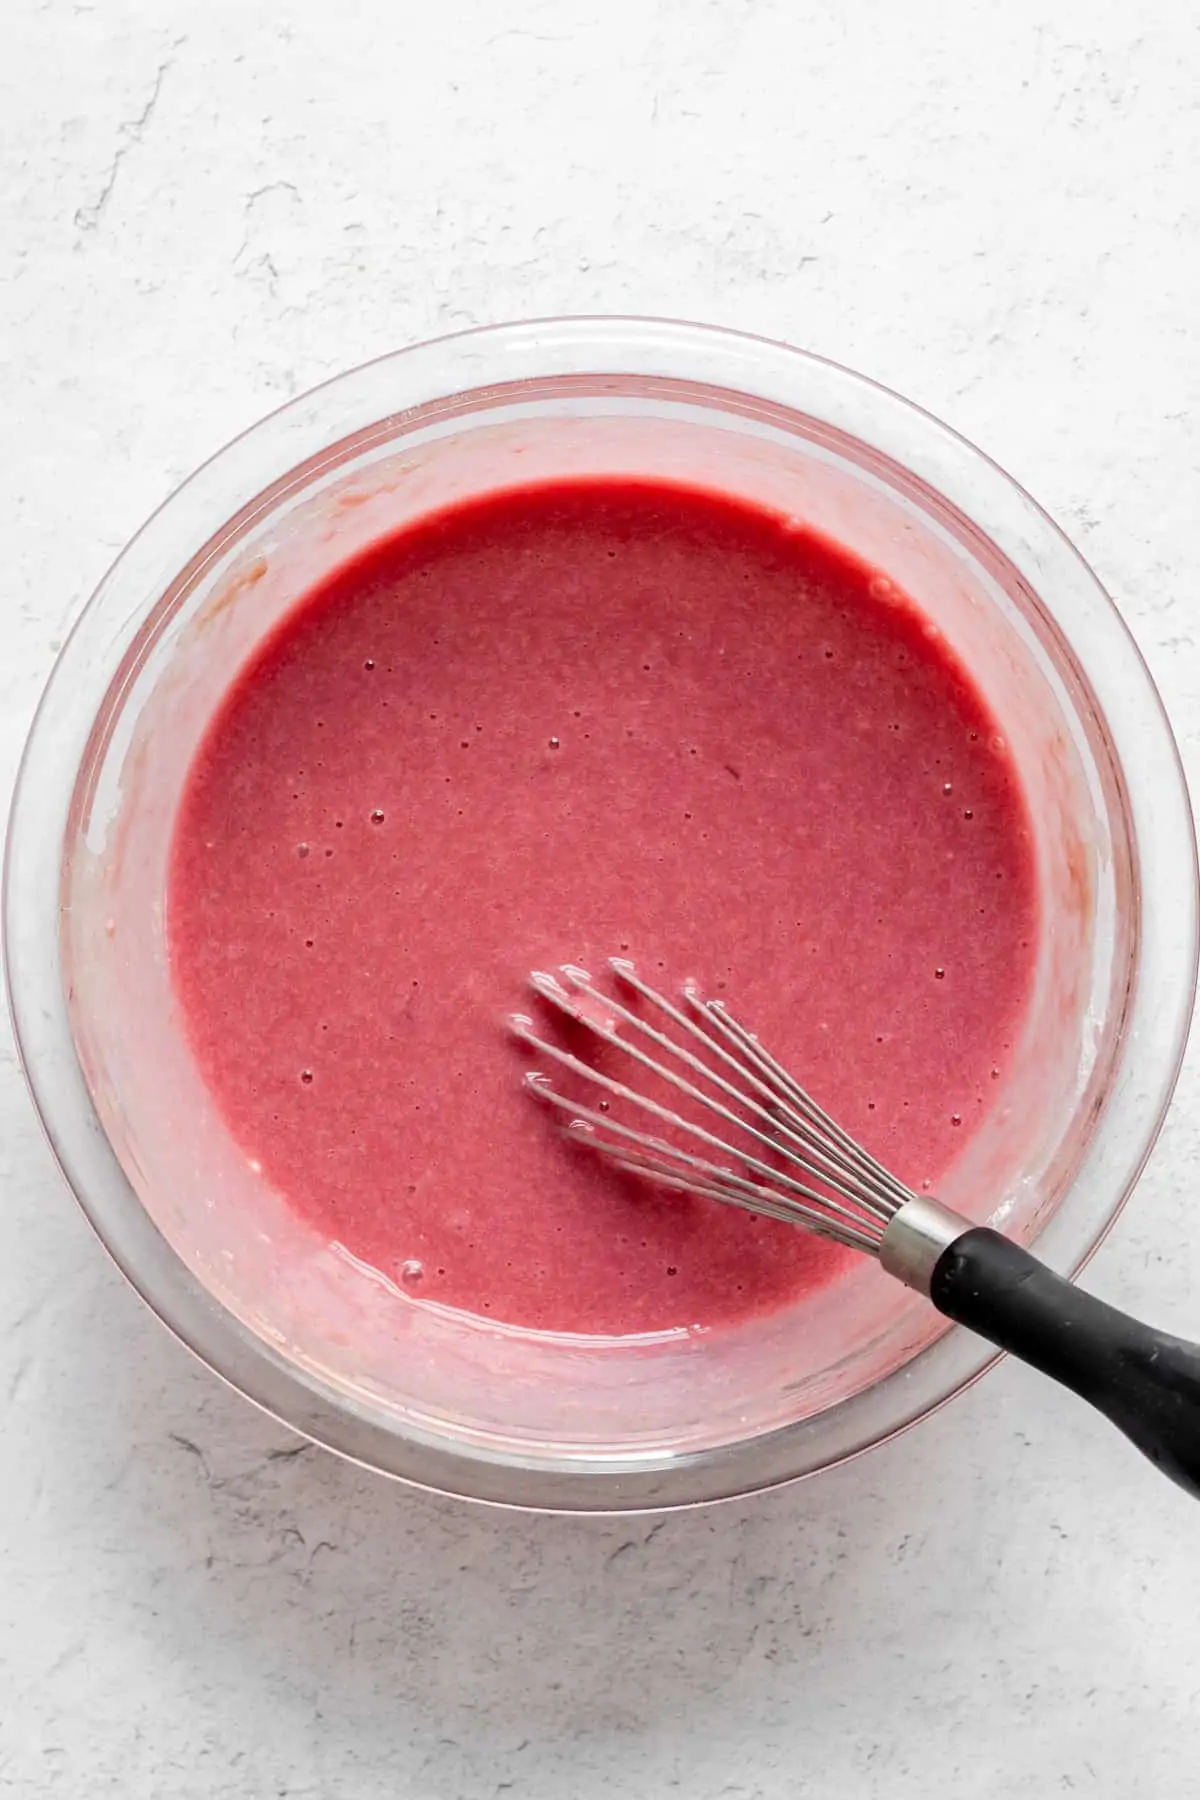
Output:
[[514, 958, 917, 1255]]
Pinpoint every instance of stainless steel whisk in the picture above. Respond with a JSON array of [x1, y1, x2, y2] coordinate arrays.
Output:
[[513, 957, 1200, 1500]]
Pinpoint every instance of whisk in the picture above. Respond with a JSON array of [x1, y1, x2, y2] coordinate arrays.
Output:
[[513, 957, 1200, 1500]]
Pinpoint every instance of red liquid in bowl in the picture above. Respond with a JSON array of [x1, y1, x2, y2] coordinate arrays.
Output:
[[168, 480, 1038, 1335]]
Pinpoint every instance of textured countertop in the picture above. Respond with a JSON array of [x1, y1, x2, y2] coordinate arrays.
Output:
[[3, 3, 1199, 1794]]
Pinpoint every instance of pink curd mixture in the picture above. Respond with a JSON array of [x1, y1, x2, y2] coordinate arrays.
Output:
[[168, 479, 1038, 1337]]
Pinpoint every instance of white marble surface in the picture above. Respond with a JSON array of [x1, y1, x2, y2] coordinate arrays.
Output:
[[3, 2, 1199, 1794]]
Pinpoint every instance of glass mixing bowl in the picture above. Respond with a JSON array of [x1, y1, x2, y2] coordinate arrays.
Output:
[[5, 318, 1197, 1510]]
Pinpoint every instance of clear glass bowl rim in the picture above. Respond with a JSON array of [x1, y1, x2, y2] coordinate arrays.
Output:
[[5, 314, 1197, 1512]]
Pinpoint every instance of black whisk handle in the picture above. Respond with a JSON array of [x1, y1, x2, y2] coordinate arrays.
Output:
[[929, 1227, 1200, 1501]]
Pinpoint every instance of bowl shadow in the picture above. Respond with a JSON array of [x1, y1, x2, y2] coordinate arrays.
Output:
[[22, 1224, 1043, 1796]]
